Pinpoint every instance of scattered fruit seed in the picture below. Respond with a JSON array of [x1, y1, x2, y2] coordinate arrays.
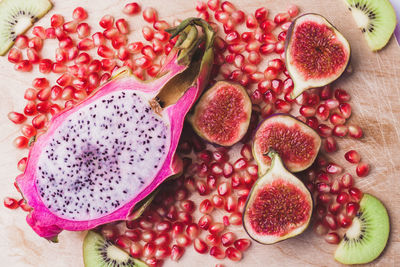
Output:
[[221, 232, 236, 247], [349, 187, 363, 202], [194, 238, 208, 254], [234, 238, 251, 251], [356, 162, 370, 177], [325, 232, 340, 244], [344, 150, 361, 164], [226, 247, 242, 261], [4, 197, 19, 209]]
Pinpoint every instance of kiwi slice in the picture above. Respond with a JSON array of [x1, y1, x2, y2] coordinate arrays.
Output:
[[343, 0, 397, 51], [334, 193, 390, 264], [0, 0, 52, 56], [83, 231, 148, 267]]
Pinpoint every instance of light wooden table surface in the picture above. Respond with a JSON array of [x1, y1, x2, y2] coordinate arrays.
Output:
[[0, 0, 399, 266]]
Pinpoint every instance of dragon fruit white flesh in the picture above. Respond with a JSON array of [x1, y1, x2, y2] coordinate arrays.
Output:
[[16, 18, 215, 240]]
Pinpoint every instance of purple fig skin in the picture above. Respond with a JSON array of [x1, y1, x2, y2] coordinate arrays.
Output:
[[284, 13, 351, 99], [16, 18, 215, 241]]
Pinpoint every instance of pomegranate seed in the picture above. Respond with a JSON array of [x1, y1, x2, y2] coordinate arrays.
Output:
[[314, 220, 328, 235], [27, 48, 40, 63], [229, 212, 243, 225], [55, 27, 67, 40], [155, 220, 172, 233], [275, 99, 291, 113], [142, 230, 156, 243], [176, 234, 191, 247], [324, 99, 339, 109], [330, 113, 346, 125], [333, 125, 348, 137], [24, 101, 37, 116], [224, 196, 237, 212], [317, 182, 330, 193], [205, 234, 221, 246], [63, 20, 78, 33], [221, 162, 233, 178], [318, 124, 332, 137], [329, 202, 341, 215], [246, 14, 258, 28], [17, 157, 28, 172], [348, 125, 363, 139], [99, 15, 114, 29], [346, 202, 360, 217], [349, 187, 363, 202], [330, 180, 341, 194], [240, 144, 253, 161], [226, 247, 242, 261], [326, 163, 343, 174], [198, 215, 212, 230], [214, 10, 229, 24], [38, 59, 52, 74], [170, 245, 184, 261], [4, 197, 19, 209], [8, 48, 22, 63], [177, 211, 192, 224], [230, 10, 244, 24], [57, 73, 72, 86], [300, 105, 316, 117], [143, 7, 157, 23], [325, 232, 340, 244], [36, 101, 51, 113], [335, 88, 350, 102], [116, 236, 132, 249], [207, 0, 219, 11], [123, 2, 141, 15], [265, 66, 279, 80], [154, 233, 171, 247], [199, 199, 214, 214], [338, 103, 352, 119], [28, 36, 43, 51], [186, 223, 200, 239], [317, 193, 331, 204], [72, 7, 88, 21], [97, 45, 115, 58], [223, 215, 230, 226], [172, 222, 185, 237], [115, 18, 129, 35], [259, 43, 275, 54], [255, 7, 268, 21], [129, 242, 143, 258], [234, 238, 251, 252], [210, 246, 225, 259], [323, 213, 338, 230], [13, 136, 29, 148], [59, 37, 74, 49], [221, 232, 236, 247], [288, 4, 299, 17], [344, 150, 360, 164], [211, 194, 224, 208], [143, 242, 156, 258], [324, 137, 337, 153], [271, 79, 283, 94], [356, 162, 370, 177], [336, 192, 350, 204], [209, 222, 224, 235], [194, 238, 208, 254], [218, 182, 231, 196], [8, 112, 26, 124], [76, 23, 90, 39], [144, 257, 158, 267], [21, 124, 37, 138], [338, 213, 352, 228], [340, 173, 353, 189]]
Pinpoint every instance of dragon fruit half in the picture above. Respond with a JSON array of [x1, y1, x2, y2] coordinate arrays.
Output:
[[16, 18, 215, 240]]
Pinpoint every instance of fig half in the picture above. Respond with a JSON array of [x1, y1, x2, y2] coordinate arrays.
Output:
[[189, 81, 252, 146], [285, 13, 351, 98], [252, 114, 321, 175], [243, 150, 313, 244]]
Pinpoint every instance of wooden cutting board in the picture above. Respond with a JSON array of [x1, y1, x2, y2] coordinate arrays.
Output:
[[0, 0, 399, 266]]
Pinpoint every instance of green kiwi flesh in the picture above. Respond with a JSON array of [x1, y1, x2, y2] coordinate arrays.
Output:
[[83, 231, 148, 267], [343, 0, 397, 51], [0, 0, 52, 56], [334, 193, 390, 264]]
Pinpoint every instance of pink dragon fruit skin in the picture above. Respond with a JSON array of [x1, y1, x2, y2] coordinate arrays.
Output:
[[15, 18, 215, 240]]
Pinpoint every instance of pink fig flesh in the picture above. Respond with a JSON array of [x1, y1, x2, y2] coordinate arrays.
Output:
[[189, 81, 252, 147], [253, 114, 321, 175]]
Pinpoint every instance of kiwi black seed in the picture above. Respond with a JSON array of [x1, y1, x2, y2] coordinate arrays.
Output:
[[334, 193, 390, 265], [83, 231, 147, 267], [0, 0, 52, 56], [343, 0, 396, 51]]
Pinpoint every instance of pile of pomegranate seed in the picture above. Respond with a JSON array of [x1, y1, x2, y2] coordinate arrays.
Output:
[[6, 1, 371, 266]]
